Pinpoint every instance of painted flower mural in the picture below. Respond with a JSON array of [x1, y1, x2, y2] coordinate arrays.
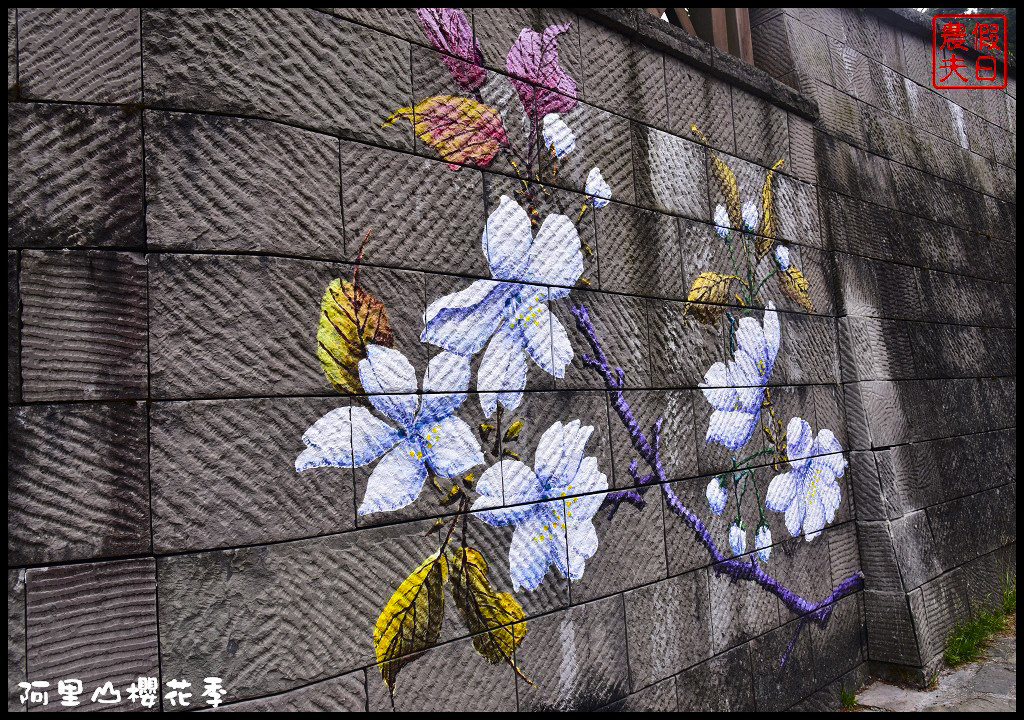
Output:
[[297, 346, 484, 515], [765, 417, 846, 540], [295, 8, 863, 701], [700, 302, 780, 451], [421, 195, 580, 416], [472, 420, 608, 591]]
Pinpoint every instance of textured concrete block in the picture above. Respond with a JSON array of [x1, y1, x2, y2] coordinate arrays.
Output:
[[863, 590, 920, 666], [9, 402, 149, 565], [648, 299, 726, 389], [552, 289, 650, 390], [634, 124, 709, 221], [594, 202, 685, 298], [750, 616, 817, 711], [8, 570, 26, 713], [145, 111, 343, 257], [773, 311, 839, 386], [26, 559, 159, 706], [8, 251, 20, 403], [515, 595, 629, 711], [664, 55, 735, 155], [216, 671, 366, 712], [708, 559, 781, 654], [624, 569, 711, 688], [366, 635, 517, 711], [18, 8, 141, 103], [675, 643, 755, 711], [143, 8, 413, 151], [158, 521, 513, 704], [149, 254, 346, 399], [731, 87, 789, 170], [151, 396, 357, 553], [20, 250, 148, 402], [8, 103, 144, 248], [578, 17, 667, 129]]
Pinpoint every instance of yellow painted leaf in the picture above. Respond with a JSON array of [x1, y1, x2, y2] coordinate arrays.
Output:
[[384, 95, 509, 170], [692, 124, 741, 228], [450, 547, 528, 675], [757, 158, 786, 259], [684, 271, 738, 325], [374, 552, 448, 696], [779, 265, 814, 312], [503, 420, 524, 443], [317, 278, 394, 395]]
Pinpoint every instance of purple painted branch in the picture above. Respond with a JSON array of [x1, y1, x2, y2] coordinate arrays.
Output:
[[571, 304, 863, 638]]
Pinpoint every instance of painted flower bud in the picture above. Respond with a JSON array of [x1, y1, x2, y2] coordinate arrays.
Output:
[[729, 522, 747, 556], [706, 476, 728, 516], [542, 113, 576, 159], [585, 167, 612, 208], [774, 245, 791, 271], [742, 200, 759, 232], [755, 524, 772, 563], [713, 204, 730, 238]]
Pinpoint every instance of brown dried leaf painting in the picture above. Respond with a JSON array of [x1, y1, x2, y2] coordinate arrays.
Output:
[[317, 277, 394, 395]]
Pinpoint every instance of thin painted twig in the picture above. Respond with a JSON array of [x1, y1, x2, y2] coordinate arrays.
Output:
[[570, 303, 863, 660]]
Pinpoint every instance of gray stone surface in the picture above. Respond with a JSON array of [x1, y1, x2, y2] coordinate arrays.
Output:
[[143, 8, 413, 151], [25, 559, 159, 709], [145, 111, 343, 258], [8, 103, 144, 248], [624, 569, 711, 688], [18, 8, 141, 103], [9, 402, 150, 565], [19, 250, 148, 402]]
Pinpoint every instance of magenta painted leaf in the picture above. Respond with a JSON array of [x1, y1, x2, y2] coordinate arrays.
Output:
[[417, 8, 487, 91], [506, 22, 577, 120]]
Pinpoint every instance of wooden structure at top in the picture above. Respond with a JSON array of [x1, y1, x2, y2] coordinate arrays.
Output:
[[646, 8, 755, 64]]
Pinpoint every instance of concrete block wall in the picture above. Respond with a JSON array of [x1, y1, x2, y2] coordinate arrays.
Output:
[[753, 6, 1016, 686], [6, 7, 1013, 711]]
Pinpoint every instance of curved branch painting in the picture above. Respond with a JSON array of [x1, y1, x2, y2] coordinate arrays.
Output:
[[294, 8, 863, 699]]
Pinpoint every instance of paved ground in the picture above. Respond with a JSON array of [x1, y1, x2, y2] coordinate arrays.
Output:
[[855, 626, 1016, 712]]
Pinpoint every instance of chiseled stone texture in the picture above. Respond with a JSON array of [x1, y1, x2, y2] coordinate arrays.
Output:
[[8, 570, 26, 713], [5, 6, 1016, 712], [145, 111, 344, 257], [9, 402, 150, 565], [151, 396, 356, 553], [142, 8, 413, 151], [8, 103, 144, 248], [19, 250, 148, 402], [25, 559, 159, 709], [18, 8, 141, 103]]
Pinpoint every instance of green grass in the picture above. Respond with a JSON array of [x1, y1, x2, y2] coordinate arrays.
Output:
[[1001, 571, 1016, 615], [839, 685, 857, 710], [943, 572, 1016, 668]]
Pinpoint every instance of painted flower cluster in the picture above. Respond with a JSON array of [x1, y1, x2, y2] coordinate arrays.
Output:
[[293, 9, 850, 699]]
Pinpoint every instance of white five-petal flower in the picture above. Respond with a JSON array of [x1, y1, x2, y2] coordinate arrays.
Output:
[[764, 417, 845, 541], [471, 420, 608, 591], [296, 346, 484, 515], [700, 304, 780, 451], [421, 196, 581, 416]]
